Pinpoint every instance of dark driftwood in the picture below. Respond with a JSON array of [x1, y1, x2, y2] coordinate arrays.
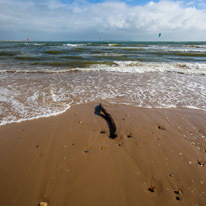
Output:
[[96, 103, 117, 139]]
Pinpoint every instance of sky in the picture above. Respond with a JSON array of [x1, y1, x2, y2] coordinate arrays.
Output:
[[0, 0, 206, 41]]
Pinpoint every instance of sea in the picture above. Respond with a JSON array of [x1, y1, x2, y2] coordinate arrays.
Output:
[[0, 41, 206, 126]]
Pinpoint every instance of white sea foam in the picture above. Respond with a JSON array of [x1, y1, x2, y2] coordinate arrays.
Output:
[[63, 43, 85, 47], [33, 43, 44, 46], [183, 105, 206, 111], [148, 46, 206, 53], [0, 61, 206, 75], [0, 105, 71, 126], [109, 45, 206, 53], [85, 61, 206, 75], [0, 69, 205, 126], [108, 43, 120, 47], [91, 53, 125, 57]]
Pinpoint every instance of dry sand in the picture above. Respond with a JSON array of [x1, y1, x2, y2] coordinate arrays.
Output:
[[0, 102, 206, 206]]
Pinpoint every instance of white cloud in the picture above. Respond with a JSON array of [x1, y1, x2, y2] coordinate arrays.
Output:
[[198, 0, 206, 9], [0, 0, 206, 40]]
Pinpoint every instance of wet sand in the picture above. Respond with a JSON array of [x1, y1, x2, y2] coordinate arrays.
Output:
[[0, 102, 206, 206]]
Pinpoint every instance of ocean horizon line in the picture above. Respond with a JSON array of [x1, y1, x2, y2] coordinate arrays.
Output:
[[1, 40, 206, 43]]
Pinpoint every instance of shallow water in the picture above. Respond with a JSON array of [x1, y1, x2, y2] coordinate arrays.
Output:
[[0, 41, 206, 125]]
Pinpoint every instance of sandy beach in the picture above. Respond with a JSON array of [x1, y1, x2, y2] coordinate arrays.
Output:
[[0, 102, 205, 206]]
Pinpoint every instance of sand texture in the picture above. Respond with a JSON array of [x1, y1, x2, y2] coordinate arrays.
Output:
[[0, 102, 206, 206]]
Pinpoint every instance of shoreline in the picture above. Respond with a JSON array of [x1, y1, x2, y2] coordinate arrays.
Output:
[[0, 102, 205, 206], [1, 103, 206, 127]]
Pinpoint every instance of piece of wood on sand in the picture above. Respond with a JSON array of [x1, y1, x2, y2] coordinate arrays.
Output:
[[95, 103, 117, 139]]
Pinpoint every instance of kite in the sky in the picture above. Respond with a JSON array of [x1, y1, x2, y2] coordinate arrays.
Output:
[[159, 33, 161, 37]]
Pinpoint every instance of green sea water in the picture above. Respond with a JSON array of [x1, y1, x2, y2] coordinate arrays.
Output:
[[0, 41, 206, 125]]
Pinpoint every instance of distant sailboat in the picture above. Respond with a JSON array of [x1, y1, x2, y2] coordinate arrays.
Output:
[[26, 37, 29, 44]]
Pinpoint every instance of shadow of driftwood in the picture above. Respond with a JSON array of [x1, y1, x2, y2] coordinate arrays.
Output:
[[95, 104, 117, 139]]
